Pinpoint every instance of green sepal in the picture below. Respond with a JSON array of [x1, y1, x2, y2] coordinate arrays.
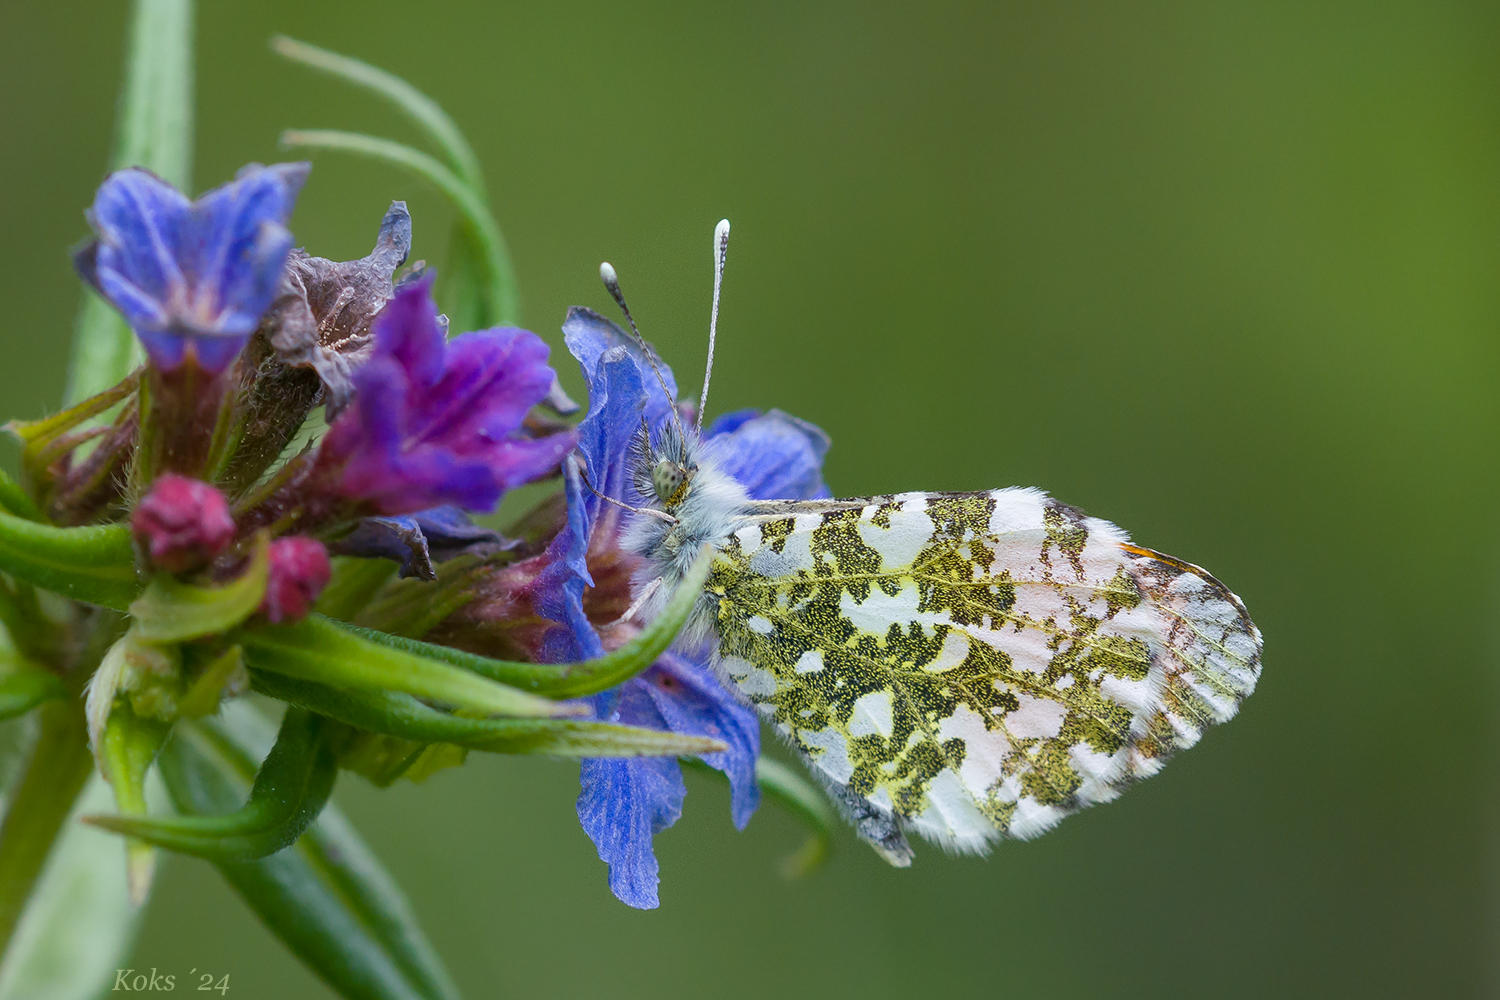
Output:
[[159, 705, 463, 1000], [683, 756, 837, 879], [87, 707, 336, 863], [129, 533, 270, 643], [239, 614, 579, 719], [249, 669, 729, 757], [100, 704, 171, 902], [0, 511, 138, 610], [341, 545, 715, 698], [0, 466, 43, 523], [9, 373, 140, 485], [0, 663, 65, 722]]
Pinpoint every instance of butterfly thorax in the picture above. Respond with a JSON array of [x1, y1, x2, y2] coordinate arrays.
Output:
[[621, 421, 749, 639]]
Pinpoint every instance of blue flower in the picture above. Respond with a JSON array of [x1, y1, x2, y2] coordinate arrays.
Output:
[[314, 276, 575, 517], [543, 307, 831, 908], [74, 163, 309, 373]]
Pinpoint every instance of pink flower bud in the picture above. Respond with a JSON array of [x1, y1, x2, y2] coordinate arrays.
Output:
[[261, 536, 331, 624], [130, 474, 235, 573]]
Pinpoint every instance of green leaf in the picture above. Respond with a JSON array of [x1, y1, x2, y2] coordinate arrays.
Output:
[[88, 708, 335, 863], [128, 533, 269, 643], [0, 669, 64, 724], [0, 512, 138, 611], [160, 704, 462, 1000], [342, 545, 715, 698], [66, 0, 194, 404], [99, 706, 170, 903], [239, 614, 577, 719], [0, 775, 142, 1000], [8, 373, 140, 488], [270, 36, 483, 193], [0, 702, 95, 962], [250, 669, 729, 757], [278, 130, 518, 326]]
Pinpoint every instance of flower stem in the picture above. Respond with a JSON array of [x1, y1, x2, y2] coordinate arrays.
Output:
[[0, 699, 95, 959]]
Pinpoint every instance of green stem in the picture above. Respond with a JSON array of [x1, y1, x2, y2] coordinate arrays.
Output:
[[0, 700, 95, 959]]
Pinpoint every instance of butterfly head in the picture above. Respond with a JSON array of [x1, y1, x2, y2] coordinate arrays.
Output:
[[635, 416, 703, 513]]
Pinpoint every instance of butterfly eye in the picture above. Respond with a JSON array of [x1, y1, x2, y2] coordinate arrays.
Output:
[[651, 460, 687, 503]]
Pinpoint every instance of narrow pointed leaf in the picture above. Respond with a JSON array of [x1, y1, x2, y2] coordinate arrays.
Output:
[[240, 614, 578, 719], [99, 705, 171, 902], [87, 708, 335, 862], [159, 706, 462, 1000], [342, 546, 714, 698], [0, 512, 137, 610], [250, 670, 729, 757], [10, 374, 140, 476], [129, 534, 269, 643], [270, 36, 483, 192]]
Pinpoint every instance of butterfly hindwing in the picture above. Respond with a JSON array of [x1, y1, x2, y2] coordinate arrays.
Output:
[[703, 487, 1262, 856]]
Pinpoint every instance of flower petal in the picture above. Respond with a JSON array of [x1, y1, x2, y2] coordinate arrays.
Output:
[[77, 163, 309, 373], [318, 277, 573, 516], [705, 408, 832, 501], [577, 753, 684, 910]]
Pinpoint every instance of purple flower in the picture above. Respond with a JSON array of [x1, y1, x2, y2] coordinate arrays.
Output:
[[544, 307, 832, 909], [74, 163, 309, 374], [313, 276, 575, 517]]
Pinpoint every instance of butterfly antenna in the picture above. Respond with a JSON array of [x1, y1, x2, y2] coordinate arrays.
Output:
[[599, 261, 686, 442], [697, 218, 730, 431]]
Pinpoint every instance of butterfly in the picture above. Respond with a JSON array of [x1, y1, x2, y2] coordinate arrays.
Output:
[[602, 221, 1261, 865]]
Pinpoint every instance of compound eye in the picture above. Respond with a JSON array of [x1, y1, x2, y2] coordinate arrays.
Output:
[[652, 460, 685, 502]]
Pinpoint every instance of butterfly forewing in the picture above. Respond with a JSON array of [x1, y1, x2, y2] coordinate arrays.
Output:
[[703, 487, 1261, 855]]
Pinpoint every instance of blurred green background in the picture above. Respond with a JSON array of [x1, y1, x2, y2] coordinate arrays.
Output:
[[1, 1, 1496, 996]]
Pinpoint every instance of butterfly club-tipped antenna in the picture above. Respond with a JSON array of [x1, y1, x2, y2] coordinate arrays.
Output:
[[697, 218, 730, 432], [599, 261, 687, 443]]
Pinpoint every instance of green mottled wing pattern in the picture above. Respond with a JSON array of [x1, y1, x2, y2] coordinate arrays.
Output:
[[703, 487, 1261, 862]]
